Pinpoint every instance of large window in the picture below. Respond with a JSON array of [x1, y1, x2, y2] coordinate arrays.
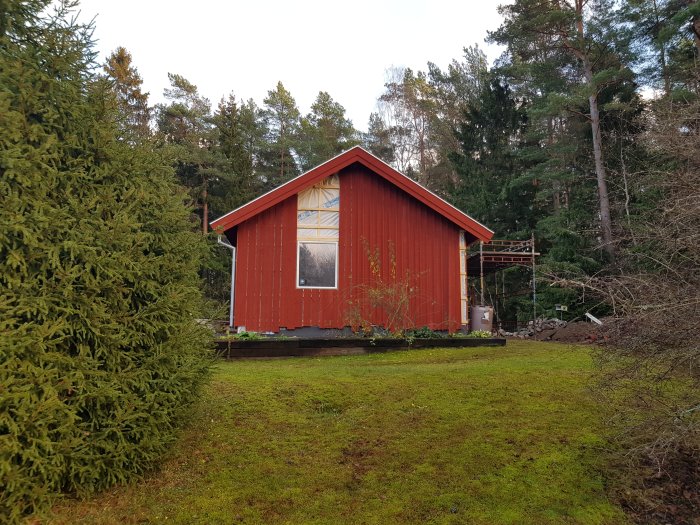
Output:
[[298, 242, 337, 288], [297, 174, 339, 289]]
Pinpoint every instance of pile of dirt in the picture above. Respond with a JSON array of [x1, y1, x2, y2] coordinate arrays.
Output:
[[547, 321, 605, 343]]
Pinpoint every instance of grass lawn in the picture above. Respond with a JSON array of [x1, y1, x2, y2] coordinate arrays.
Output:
[[48, 341, 625, 524]]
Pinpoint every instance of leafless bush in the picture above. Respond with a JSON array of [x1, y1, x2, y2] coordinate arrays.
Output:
[[344, 240, 419, 335], [548, 93, 699, 521]]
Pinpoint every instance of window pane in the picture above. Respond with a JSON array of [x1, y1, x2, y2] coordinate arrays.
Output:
[[298, 243, 337, 288]]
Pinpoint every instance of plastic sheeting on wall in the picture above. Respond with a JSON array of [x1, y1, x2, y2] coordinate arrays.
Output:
[[297, 174, 340, 240]]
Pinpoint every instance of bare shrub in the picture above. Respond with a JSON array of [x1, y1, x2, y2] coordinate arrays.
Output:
[[547, 93, 699, 522], [344, 240, 419, 335]]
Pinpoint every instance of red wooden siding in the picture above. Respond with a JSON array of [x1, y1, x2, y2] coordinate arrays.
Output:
[[234, 163, 463, 332]]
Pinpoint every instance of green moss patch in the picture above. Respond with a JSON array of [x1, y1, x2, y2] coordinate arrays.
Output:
[[48, 341, 625, 524]]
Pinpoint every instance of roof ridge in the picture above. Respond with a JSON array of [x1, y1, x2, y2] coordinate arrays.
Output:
[[210, 146, 493, 241]]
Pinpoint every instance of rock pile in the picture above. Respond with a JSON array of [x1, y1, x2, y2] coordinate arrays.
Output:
[[498, 318, 568, 339], [498, 318, 606, 343]]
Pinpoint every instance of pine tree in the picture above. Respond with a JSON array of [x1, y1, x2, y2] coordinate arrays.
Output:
[[377, 68, 437, 185], [490, 0, 632, 259], [649, 0, 700, 93], [0, 3, 210, 521], [426, 45, 490, 188]]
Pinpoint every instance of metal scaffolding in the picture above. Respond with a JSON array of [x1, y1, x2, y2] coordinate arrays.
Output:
[[467, 235, 540, 323]]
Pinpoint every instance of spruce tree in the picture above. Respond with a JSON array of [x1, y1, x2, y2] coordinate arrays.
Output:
[[0, 2, 210, 522], [155, 73, 214, 233], [296, 91, 359, 171], [103, 46, 151, 139], [210, 94, 258, 213], [363, 112, 395, 164], [451, 79, 535, 238], [260, 81, 300, 188]]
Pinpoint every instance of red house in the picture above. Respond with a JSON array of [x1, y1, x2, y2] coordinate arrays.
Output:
[[210, 147, 493, 334]]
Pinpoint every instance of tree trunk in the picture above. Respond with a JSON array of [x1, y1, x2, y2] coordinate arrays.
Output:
[[583, 60, 615, 259], [693, 8, 700, 62], [576, 1, 615, 259], [548, 117, 561, 213], [280, 121, 286, 182], [652, 0, 671, 95], [202, 178, 208, 235]]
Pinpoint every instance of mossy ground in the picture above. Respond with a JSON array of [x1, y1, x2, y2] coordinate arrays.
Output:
[[47, 341, 626, 524]]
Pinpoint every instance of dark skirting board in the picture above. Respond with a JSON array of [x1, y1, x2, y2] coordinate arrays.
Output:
[[215, 337, 506, 358]]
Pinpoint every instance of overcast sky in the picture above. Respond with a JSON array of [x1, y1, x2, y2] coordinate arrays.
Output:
[[77, 0, 507, 132]]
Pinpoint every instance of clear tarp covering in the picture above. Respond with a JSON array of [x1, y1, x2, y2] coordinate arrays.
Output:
[[318, 229, 338, 238], [318, 173, 339, 187], [297, 210, 319, 226], [298, 175, 339, 240], [299, 188, 338, 211], [298, 228, 319, 239], [319, 211, 339, 227], [320, 190, 340, 210]]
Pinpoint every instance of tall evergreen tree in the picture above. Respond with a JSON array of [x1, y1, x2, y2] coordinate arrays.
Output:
[[296, 91, 359, 171], [0, 2, 210, 521], [426, 45, 490, 187], [652, 0, 700, 93], [377, 68, 437, 186], [491, 0, 633, 259], [261, 81, 300, 188], [451, 79, 535, 237], [238, 98, 266, 166], [103, 46, 150, 139], [155, 74, 215, 233], [210, 94, 258, 213], [363, 112, 395, 163]]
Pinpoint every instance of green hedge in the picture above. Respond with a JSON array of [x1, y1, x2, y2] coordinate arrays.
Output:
[[0, 3, 211, 522]]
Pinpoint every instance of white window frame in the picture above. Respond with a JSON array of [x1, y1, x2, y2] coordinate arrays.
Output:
[[296, 240, 339, 290]]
